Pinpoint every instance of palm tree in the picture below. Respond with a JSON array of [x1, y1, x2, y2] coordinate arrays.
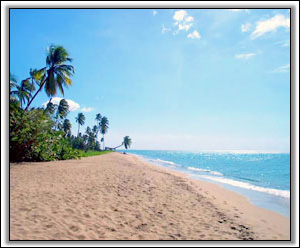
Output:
[[56, 99, 69, 119], [25, 45, 74, 110], [95, 113, 102, 123], [62, 119, 72, 136], [95, 113, 102, 141], [86, 126, 91, 135], [11, 77, 35, 108], [55, 99, 69, 129], [10, 73, 18, 103], [76, 112, 85, 136], [100, 116, 109, 150], [45, 102, 57, 115], [123, 136, 132, 150]]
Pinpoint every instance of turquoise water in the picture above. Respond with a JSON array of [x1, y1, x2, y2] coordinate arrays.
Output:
[[122, 150, 290, 217]]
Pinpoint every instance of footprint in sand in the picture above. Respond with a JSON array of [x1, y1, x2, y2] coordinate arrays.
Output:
[[69, 225, 80, 232]]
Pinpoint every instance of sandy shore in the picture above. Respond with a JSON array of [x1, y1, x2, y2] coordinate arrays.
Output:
[[10, 152, 290, 240]]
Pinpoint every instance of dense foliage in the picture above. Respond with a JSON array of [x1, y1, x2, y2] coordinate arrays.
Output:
[[10, 102, 79, 162]]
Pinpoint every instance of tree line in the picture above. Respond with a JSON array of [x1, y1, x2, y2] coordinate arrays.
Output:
[[10, 45, 131, 162]]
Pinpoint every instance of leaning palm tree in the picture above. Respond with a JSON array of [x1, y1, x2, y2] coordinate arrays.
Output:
[[123, 136, 132, 150], [62, 119, 72, 136], [25, 45, 74, 110], [76, 112, 85, 136], [100, 116, 109, 150]]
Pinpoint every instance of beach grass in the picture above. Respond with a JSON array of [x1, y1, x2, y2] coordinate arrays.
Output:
[[77, 150, 113, 157]]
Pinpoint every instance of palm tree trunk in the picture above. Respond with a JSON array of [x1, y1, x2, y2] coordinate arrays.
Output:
[[78, 124, 80, 137], [113, 143, 124, 149], [103, 134, 105, 150], [25, 69, 46, 111], [25, 83, 43, 111]]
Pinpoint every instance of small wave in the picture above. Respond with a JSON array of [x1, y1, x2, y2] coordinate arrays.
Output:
[[187, 167, 223, 176], [198, 175, 290, 198], [149, 158, 176, 166]]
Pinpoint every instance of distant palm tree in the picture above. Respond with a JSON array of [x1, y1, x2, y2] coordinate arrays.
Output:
[[92, 125, 99, 143], [55, 99, 69, 129], [100, 116, 109, 150], [86, 126, 91, 134], [45, 102, 56, 115], [56, 99, 69, 119], [95, 113, 102, 123], [76, 113, 85, 136], [95, 113, 102, 142], [123, 136, 132, 150], [25, 45, 74, 110], [63, 119, 72, 136]]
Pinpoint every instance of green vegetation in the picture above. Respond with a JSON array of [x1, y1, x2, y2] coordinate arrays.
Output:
[[10, 44, 132, 162], [76, 150, 113, 157]]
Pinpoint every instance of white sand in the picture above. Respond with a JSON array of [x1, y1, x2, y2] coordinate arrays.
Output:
[[10, 152, 290, 240]]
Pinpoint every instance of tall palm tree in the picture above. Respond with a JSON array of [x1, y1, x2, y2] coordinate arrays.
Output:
[[95, 113, 102, 141], [62, 119, 72, 136], [25, 45, 74, 110], [76, 112, 85, 136], [100, 116, 109, 150], [123, 136, 132, 150]]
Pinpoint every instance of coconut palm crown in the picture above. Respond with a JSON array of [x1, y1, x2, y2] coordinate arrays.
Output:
[[25, 45, 74, 110], [123, 136, 132, 150], [76, 112, 85, 136]]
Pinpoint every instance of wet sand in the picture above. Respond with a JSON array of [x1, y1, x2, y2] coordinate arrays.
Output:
[[10, 152, 290, 240]]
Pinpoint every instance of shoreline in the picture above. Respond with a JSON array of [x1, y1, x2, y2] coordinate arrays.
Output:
[[10, 152, 290, 240], [130, 152, 290, 217]]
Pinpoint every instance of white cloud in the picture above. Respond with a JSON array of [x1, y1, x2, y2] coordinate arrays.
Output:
[[178, 23, 193, 31], [251, 14, 290, 39], [270, 64, 290, 73], [173, 10, 187, 22], [187, 30, 201, 39], [153, 10, 157, 16], [241, 23, 252, 32], [235, 53, 255, 59], [185, 16, 194, 22], [162, 24, 171, 34], [81, 107, 93, 112], [42, 97, 80, 111]]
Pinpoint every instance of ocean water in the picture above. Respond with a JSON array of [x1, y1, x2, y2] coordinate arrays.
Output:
[[122, 150, 290, 217]]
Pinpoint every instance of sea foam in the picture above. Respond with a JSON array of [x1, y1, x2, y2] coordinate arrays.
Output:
[[187, 167, 223, 176], [198, 175, 290, 198]]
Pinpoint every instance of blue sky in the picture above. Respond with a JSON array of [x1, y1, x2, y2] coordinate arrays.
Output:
[[10, 9, 290, 152]]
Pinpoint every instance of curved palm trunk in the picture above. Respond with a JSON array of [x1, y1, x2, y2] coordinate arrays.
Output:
[[113, 143, 124, 149], [25, 68, 46, 111], [25, 83, 43, 111]]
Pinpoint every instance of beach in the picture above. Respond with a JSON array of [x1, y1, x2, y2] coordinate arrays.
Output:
[[10, 152, 290, 240]]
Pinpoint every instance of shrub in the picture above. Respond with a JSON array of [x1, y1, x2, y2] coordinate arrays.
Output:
[[10, 102, 80, 162]]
